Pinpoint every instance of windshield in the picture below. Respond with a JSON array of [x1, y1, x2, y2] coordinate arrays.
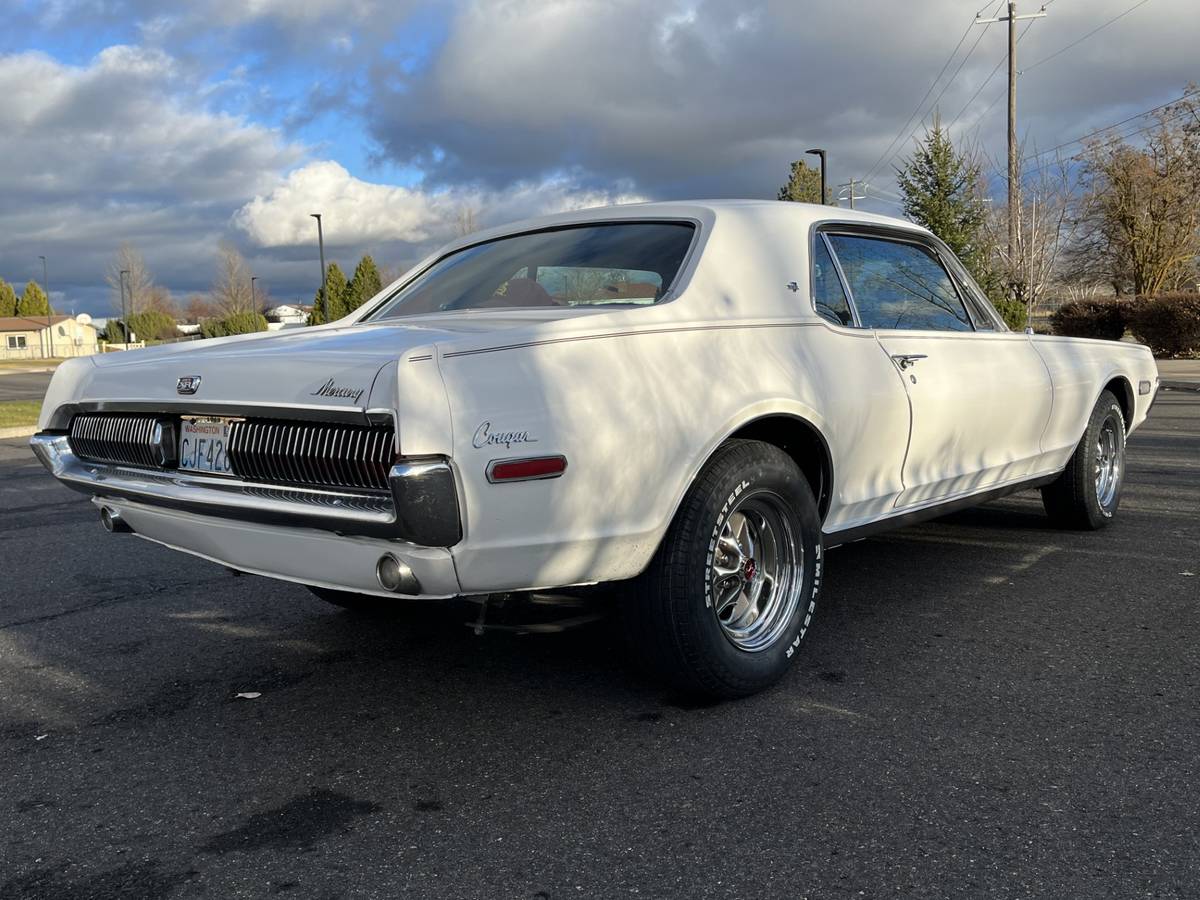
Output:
[[367, 221, 695, 319]]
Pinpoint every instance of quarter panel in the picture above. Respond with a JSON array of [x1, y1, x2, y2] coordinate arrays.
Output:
[[439, 321, 910, 592]]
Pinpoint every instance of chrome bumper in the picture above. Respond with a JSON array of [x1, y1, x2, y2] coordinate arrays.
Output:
[[30, 433, 462, 545]]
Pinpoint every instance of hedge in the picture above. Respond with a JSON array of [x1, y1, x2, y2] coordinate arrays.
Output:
[[1050, 299, 1130, 341], [1128, 293, 1200, 359], [200, 311, 269, 339]]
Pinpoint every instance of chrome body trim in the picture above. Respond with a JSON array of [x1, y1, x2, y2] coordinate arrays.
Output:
[[31, 434, 463, 545]]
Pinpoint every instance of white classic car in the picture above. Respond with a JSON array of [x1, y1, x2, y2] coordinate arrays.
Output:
[[32, 201, 1159, 697]]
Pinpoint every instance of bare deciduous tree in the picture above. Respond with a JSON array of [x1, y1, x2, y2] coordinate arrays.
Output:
[[454, 205, 480, 237], [1074, 91, 1200, 296], [212, 242, 254, 316], [987, 153, 1083, 317], [105, 243, 154, 314]]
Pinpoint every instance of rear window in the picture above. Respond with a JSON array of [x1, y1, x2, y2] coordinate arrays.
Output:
[[368, 222, 695, 319]]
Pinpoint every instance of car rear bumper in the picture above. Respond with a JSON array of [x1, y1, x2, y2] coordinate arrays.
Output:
[[86, 495, 462, 599], [30, 432, 461, 546]]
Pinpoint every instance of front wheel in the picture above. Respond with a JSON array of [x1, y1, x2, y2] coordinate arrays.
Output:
[[1041, 389, 1127, 530], [622, 440, 823, 699]]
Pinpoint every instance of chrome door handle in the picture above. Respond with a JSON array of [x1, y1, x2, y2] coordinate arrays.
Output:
[[891, 354, 927, 370]]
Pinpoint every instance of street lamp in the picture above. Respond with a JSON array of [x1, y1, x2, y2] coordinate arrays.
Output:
[[311, 213, 328, 323], [38, 255, 51, 359], [806, 148, 827, 205], [119, 269, 129, 347], [250, 275, 258, 312]]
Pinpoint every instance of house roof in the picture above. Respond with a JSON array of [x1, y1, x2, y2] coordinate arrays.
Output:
[[0, 315, 75, 333]]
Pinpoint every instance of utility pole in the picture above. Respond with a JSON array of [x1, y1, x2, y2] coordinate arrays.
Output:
[[38, 255, 51, 359], [311, 213, 328, 323], [975, 1, 1047, 264], [119, 269, 129, 347], [837, 179, 865, 209], [806, 148, 827, 204]]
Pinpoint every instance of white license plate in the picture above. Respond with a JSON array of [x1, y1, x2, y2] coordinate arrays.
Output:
[[179, 417, 236, 476]]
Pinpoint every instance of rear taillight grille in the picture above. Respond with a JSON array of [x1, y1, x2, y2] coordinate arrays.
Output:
[[68, 413, 395, 493], [68, 413, 160, 469], [227, 420, 394, 491]]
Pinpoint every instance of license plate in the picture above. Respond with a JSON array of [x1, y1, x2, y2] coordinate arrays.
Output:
[[178, 417, 236, 476]]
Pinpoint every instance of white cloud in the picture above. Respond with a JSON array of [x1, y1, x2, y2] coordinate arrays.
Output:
[[234, 160, 646, 248], [0, 46, 303, 311]]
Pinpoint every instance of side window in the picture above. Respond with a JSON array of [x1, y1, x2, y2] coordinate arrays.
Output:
[[534, 267, 662, 305], [811, 237, 854, 327], [826, 234, 973, 332]]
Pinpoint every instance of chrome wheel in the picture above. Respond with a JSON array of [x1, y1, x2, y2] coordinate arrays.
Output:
[[1094, 413, 1124, 509], [709, 491, 803, 652]]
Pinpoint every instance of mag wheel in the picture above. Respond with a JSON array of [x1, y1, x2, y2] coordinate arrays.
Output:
[[623, 440, 823, 699], [1042, 389, 1127, 530]]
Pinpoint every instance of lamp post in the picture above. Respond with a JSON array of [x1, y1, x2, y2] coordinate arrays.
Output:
[[806, 148, 827, 205], [38, 255, 51, 358], [119, 269, 129, 348], [311, 213, 328, 323], [250, 275, 258, 312]]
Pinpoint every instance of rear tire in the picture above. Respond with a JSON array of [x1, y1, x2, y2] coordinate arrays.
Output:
[[622, 440, 823, 699], [1041, 389, 1126, 530]]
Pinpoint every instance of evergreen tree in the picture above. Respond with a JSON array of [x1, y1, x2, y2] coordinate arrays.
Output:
[[896, 123, 997, 296], [777, 160, 830, 204], [308, 262, 349, 325], [345, 255, 384, 313], [17, 281, 52, 317], [0, 278, 17, 316]]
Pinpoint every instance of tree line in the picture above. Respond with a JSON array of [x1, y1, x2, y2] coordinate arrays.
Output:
[[97, 242, 390, 341], [0, 279, 53, 318], [777, 84, 1200, 332]]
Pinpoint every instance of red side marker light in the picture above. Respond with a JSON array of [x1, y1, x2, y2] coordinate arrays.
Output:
[[486, 455, 567, 483]]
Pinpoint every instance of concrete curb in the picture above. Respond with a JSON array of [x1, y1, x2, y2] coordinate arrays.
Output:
[[0, 425, 37, 440], [1162, 381, 1200, 393]]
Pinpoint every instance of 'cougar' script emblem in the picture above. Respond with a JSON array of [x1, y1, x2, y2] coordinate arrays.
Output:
[[311, 379, 365, 404], [176, 376, 201, 395], [472, 421, 538, 450]]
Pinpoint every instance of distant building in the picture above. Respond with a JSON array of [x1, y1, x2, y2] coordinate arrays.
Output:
[[264, 304, 310, 325], [0, 314, 99, 360]]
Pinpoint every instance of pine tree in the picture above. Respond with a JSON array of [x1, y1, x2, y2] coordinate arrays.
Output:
[[308, 262, 349, 325], [777, 160, 830, 204], [0, 278, 17, 316], [345, 255, 384, 313], [17, 281, 52, 317], [896, 123, 997, 294]]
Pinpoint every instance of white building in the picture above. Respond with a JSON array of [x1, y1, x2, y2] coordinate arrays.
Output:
[[0, 313, 100, 360]]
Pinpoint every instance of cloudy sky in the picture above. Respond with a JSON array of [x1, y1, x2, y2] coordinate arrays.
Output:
[[0, 0, 1193, 315]]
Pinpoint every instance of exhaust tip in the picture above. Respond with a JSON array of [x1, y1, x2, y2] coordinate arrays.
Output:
[[100, 506, 133, 534], [376, 553, 420, 594]]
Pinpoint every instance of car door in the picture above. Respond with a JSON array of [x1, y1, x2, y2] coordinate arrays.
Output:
[[823, 228, 1053, 509]]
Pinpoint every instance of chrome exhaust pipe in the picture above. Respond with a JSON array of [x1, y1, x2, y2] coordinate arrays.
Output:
[[376, 553, 421, 594], [99, 506, 133, 534]]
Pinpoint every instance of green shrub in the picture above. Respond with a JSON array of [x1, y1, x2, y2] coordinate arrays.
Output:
[[992, 297, 1027, 331], [200, 311, 269, 339], [1050, 299, 1129, 341], [126, 309, 179, 341], [1128, 293, 1200, 358]]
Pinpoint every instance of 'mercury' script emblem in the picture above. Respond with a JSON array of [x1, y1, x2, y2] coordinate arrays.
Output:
[[311, 379, 365, 404], [473, 421, 538, 450]]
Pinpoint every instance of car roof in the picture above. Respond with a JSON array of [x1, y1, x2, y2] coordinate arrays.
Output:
[[443, 199, 927, 253]]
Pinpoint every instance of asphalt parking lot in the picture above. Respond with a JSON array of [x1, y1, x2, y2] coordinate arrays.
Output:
[[1, 391, 1197, 899]]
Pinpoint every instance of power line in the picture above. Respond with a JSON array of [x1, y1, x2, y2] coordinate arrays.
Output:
[[1020, 101, 1199, 176], [1021, 0, 1154, 73], [864, 0, 1005, 184], [947, 18, 1038, 132], [1020, 88, 1200, 165]]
